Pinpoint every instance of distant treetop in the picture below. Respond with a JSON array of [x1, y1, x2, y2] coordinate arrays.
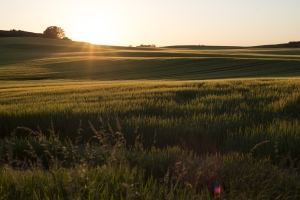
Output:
[[43, 26, 65, 39]]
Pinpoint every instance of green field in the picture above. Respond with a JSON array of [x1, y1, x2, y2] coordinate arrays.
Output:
[[1, 37, 300, 199], [1, 37, 300, 81]]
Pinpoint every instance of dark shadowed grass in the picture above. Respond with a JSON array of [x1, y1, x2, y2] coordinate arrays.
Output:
[[2, 79, 300, 160], [1, 123, 300, 199]]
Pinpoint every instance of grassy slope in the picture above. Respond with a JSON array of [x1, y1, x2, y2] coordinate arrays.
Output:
[[1, 37, 300, 80], [1, 37, 300, 156], [1, 38, 300, 199]]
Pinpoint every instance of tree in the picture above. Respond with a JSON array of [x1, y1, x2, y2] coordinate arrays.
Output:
[[43, 26, 65, 39]]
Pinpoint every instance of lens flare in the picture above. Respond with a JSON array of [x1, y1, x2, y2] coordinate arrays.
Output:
[[214, 186, 221, 193]]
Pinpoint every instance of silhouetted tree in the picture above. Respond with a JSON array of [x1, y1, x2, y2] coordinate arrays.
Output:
[[43, 26, 65, 39]]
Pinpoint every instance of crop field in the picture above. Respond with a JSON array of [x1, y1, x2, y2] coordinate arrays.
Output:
[[2, 78, 300, 157], [1, 37, 300, 199], [1, 37, 300, 81]]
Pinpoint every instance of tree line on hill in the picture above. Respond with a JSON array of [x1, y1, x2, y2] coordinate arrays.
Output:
[[0, 26, 71, 41], [136, 44, 156, 47], [0, 29, 43, 37], [284, 41, 300, 47]]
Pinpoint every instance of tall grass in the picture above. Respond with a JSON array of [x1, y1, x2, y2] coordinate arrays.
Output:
[[1, 78, 300, 158], [1, 122, 300, 199], [1, 78, 300, 198]]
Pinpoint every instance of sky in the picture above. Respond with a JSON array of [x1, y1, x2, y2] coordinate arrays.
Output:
[[1, 0, 300, 47]]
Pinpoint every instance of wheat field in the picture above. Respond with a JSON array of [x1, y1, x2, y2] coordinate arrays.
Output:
[[1, 37, 300, 199]]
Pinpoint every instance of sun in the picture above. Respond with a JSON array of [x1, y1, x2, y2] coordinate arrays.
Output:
[[77, 20, 108, 45], [69, 16, 116, 45], [66, 5, 122, 46]]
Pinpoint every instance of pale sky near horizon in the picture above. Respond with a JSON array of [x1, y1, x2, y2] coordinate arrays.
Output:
[[1, 0, 300, 47]]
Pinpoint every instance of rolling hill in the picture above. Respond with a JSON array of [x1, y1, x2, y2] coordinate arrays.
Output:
[[1, 37, 300, 80]]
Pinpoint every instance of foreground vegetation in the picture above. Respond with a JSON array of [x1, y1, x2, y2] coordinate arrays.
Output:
[[1, 78, 300, 199], [2, 79, 300, 156], [1, 129, 300, 199], [1, 38, 300, 199]]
